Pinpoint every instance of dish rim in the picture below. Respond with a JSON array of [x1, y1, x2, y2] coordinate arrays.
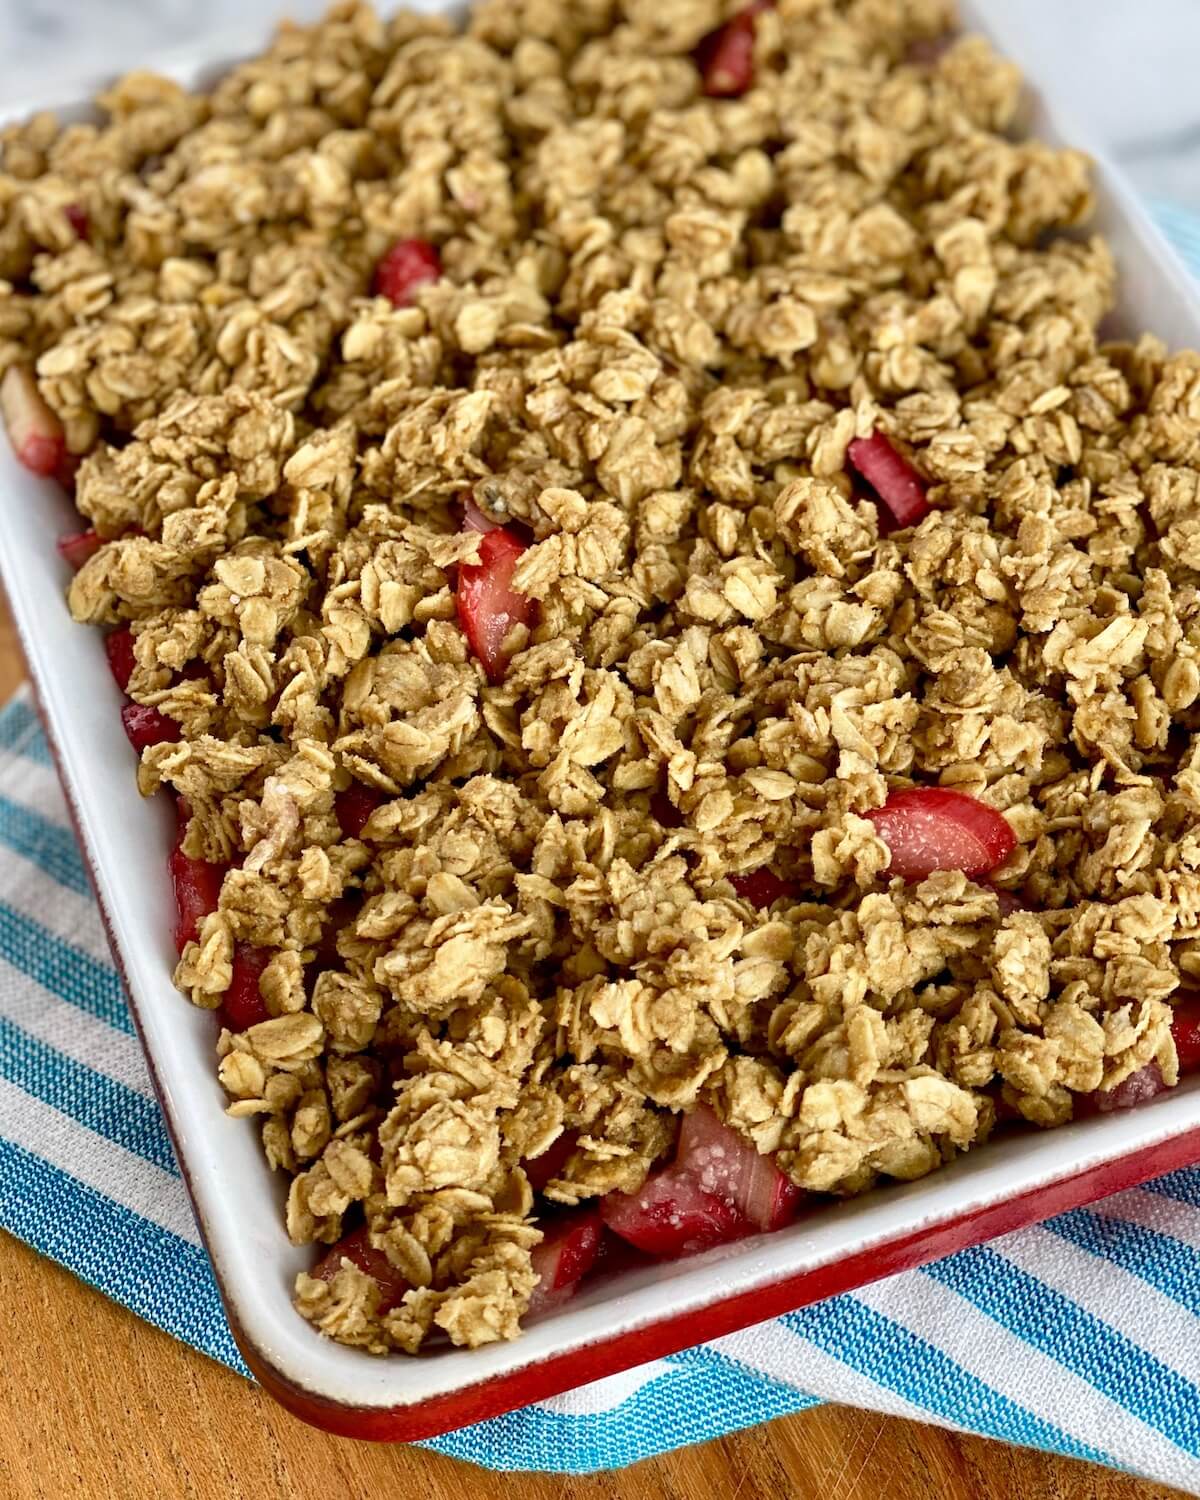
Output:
[[4, 0, 1200, 1439]]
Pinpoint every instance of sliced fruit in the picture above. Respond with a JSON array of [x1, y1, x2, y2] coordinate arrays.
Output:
[[55, 448, 82, 491], [1081, 1062, 1167, 1116], [64, 203, 89, 240], [527, 1206, 604, 1314], [1, 364, 66, 478], [650, 790, 684, 829], [847, 431, 930, 529], [222, 943, 272, 1031], [312, 894, 361, 972], [456, 523, 535, 682], [372, 238, 442, 307], [312, 1224, 409, 1314], [590, 1227, 655, 1279], [104, 628, 137, 693], [1170, 995, 1200, 1071], [463, 494, 499, 534], [696, 0, 772, 97], [600, 1165, 751, 1257], [169, 805, 227, 955], [120, 702, 180, 753], [56, 529, 102, 571], [1078, 996, 1200, 1114], [729, 868, 795, 910], [866, 787, 1016, 883], [676, 1104, 801, 1232], [335, 783, 387, 839], [523, 1129, 579, 1195]]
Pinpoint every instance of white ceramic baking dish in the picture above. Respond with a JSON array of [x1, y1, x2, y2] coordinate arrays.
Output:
[[3, 0, 1200, 1441]]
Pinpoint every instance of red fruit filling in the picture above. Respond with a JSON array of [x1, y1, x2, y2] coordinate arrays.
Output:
[[169, 805, 226, 955], [104, 628, 137, 693], [601, 1167, 750, 1257], [847, 431, 931, 529], [222, 943, 272, 1031], [313, 1225, 409, 1314], [729, 868, 796, 910], [676, 1104, 802, 1232], [867, 787, 1016, 883], [56, 528, 102, 571], [168, 846, 225, 954], [55, 448, 82, 491], [590, 1228, 654, 1280], [1, 364, 67, 477], [463, 494, 499, 533], [650, 789, 684, 829], [527, 1207, 604, 1314], [372, 238, 442, 307], [120, 702, 180, 753], [601, 1104, 799, 1258], [696, 0, 772, 97], [523, 1129, 578, 1195], [335, 783, 387, 839], [1171, 997, 1200, 1071], [64, 203, 89, 240], [1080, 996, 1200, 1114], [456, 521, 535, 682]]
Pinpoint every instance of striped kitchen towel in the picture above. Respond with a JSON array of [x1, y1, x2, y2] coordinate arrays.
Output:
[[6, 202, 1200, 1493]]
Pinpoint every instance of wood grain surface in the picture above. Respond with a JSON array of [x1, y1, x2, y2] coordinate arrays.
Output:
[[0, 595, 1182, 1500]]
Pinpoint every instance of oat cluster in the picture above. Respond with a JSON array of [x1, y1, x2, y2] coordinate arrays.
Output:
[[4, 0, 1199, 1354]]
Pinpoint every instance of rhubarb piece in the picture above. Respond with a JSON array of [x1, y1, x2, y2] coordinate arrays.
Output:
[[676, 1105, 801, 1232], [867, 787, 1016, 883], [523, 1130, 579, 1195], [64, 203, 89, 240], [335, 783, 387, 839], [104, 628, 137, 693], [1171, 996, 1200, 1071], [847, 431, 930, 529], [464, 494, 499, 533], [56, 528, 102, 571], [120, 702, 180, 753], [312, 894, 361, 971], [601, 1166, 751, 1257], [1, 364, 66, 477], [372, 238, 442, 307], [729, 868, 795, 910], [169, 805, 227, 955], [1078, 998, 1200, 1114], [1081, 1062, 1168, 1116], [527, 1206, 604, 1313], [650, 789, 684, 829], [590, 1228, 654, 1279], [169, 846, 225, 953], [55, 448, 82, 491], [696, 1, 772, 97], [456, 523, 535, 682], [313, 1225, 409, 1314], [222, 943, 272, 1031]]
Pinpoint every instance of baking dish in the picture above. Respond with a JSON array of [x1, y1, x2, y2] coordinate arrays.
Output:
[[4, 0, 1200, 1441]]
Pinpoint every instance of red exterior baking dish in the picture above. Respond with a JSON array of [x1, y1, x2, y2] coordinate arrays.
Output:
[[3, 0, 1200, 1441]]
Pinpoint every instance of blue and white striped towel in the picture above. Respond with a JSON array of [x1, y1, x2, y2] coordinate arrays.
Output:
[[8, 203, 1200, 1492]]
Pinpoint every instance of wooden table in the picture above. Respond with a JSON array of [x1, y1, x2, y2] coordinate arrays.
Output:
[[0, 596, 1180, 1500]]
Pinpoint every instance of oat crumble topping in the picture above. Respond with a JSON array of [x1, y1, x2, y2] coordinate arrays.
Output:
[[5, 0, 1200, 1353]]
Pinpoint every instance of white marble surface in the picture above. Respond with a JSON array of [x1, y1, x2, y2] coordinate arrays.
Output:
[[0, 0, 1197, 212]]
